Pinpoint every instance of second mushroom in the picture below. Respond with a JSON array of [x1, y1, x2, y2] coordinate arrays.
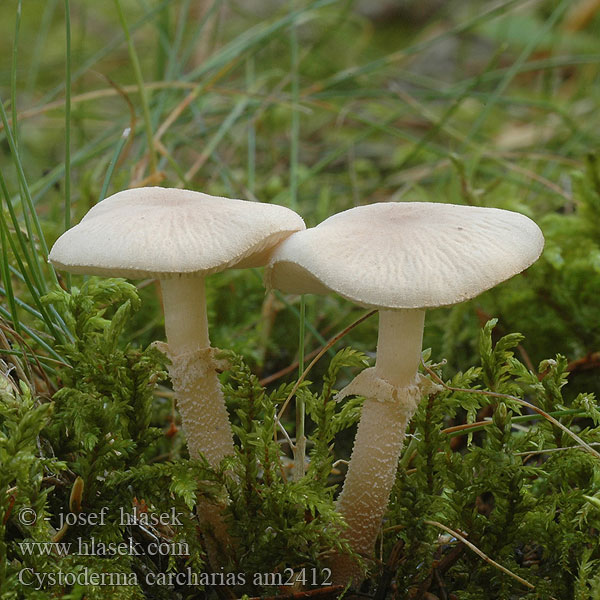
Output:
[[266, 201, 544, 585]]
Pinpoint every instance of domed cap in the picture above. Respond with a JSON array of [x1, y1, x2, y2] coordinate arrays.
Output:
[[49, 187, 306, 279], [266, 202, 544, 309]]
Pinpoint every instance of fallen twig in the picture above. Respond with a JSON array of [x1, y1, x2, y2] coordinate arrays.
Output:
[[245, 585, 345, 600], [374, 539, 404, 600]]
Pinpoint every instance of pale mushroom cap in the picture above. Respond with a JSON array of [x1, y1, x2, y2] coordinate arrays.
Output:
[[266, 202, 544, 309], [49, 187, 305, 278]]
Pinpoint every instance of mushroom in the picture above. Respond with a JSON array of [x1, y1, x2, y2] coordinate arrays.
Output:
[[265, 201, 544, 584], [49, 186, 305, 467]]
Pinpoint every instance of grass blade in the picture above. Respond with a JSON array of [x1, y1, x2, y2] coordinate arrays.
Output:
[[114, 0, 158, 176], [64, 0, 72, 290], [467, 0, 571, 141], [0, 98, 54, 286], [99, 129, 131, 202]]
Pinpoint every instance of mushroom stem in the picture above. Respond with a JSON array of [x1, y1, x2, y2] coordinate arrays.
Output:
[[161, 277, 209, 355], [375, 309, 425, 386], [331, 308, 426, 585], [160, 277, 235, 568], [160, 277, 235, 466]]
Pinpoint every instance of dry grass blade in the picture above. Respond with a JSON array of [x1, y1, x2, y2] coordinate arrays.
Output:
[[1, 82, 197, 130], [0, 324, 29, 385], [259, 344, 322, 387], [422, 361, 600, 461], [154, 87, 200, 143], [0, 320, 56, 394], [423, 520, 542, 593], [564, 0, 600, 31]]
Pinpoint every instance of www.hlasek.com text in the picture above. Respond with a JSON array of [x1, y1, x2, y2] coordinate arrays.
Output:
[[19, 535, 188, 557]]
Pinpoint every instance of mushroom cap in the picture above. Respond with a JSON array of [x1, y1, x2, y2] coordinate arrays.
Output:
[[266, 202, 544, 309], [49, 187, 305, 279]]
